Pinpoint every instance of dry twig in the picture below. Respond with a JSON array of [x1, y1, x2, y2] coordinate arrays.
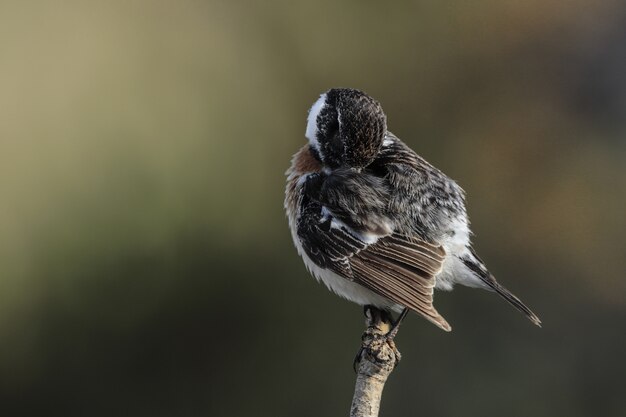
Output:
[[350, 307, 401, 417]]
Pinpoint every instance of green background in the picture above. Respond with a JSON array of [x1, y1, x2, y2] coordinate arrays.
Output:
[[1, 1, 624, 416]]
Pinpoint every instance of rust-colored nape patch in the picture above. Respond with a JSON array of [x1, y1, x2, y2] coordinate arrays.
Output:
[[292, 145, 322, 175]]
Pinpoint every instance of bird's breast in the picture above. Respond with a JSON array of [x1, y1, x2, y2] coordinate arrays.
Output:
[[284, 145, 322, 248], [285, 145, 321, 216]]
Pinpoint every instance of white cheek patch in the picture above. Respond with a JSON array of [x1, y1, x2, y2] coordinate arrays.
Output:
[[305, 93, 327, 151]]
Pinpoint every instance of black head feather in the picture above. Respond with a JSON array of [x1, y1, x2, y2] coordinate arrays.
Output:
[[308, 88, 387, 169]]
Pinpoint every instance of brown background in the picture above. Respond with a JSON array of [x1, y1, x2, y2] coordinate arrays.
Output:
[[1, 1, 624, 416]]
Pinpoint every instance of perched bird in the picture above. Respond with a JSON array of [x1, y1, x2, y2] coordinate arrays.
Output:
[[285, 88, 541, 332]]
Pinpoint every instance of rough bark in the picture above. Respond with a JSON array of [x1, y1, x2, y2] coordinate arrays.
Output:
[[350, 307, 401, 417]]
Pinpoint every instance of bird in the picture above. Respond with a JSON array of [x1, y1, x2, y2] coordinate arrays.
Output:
[[284, 87, 541, 334]]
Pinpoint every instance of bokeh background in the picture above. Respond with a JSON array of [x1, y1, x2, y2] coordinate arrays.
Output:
[[1, 1, 624, 416]]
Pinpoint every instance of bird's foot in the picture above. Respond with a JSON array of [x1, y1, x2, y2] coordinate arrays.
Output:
[[353, 306, 402, 373], [385, 337, 402, 367]]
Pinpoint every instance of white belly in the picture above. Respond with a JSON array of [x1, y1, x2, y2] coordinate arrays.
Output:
[[436, 216, 486, 290], [294, 234, 401, 311]]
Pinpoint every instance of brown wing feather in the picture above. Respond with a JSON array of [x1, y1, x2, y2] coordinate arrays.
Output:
[[350, 234, 451, 331]]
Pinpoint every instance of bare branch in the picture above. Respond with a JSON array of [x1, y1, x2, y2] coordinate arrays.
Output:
[[350, 307, 401, 417]]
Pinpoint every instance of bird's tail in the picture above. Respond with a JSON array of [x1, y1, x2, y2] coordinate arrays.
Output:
[[463, 247, 542, 327], [483, 277, 542, 327]]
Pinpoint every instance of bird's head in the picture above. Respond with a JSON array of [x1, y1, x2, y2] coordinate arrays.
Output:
[[305, 88, 387, 170]]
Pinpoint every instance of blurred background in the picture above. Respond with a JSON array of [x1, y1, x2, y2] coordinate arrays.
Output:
[[1, 1, 624, 416]]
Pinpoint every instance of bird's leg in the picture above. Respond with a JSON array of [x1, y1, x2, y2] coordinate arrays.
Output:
[[381, 308, 409, 368], [386, 307, 409, 340], [353, 306, 402, 372]]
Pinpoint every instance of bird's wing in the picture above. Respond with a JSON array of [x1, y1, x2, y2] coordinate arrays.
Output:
[[297, 197, 451, 331], [350, 234, 450, 331], [371, 133, 467, 239]]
